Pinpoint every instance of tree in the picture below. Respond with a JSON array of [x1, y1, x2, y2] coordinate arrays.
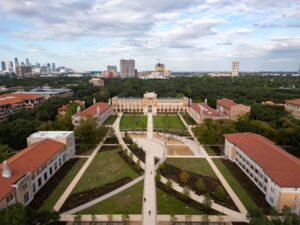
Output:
[[202, 214, 210, 225], [91, 214, 97, 225], [203, 194, 212, 209], [155, 170, 161, 182], [169, 214, 178, 224], [195, 178, 205, 192], [107, 214, 113, 224], [182, 187, 191, 199], [179, 171, 190, 184], [166, 179, 173, 189], [246, 207, 271, 225], [0, 145, 13, 163], [121, 214, 130, 225], [214, 185, 226, 201]]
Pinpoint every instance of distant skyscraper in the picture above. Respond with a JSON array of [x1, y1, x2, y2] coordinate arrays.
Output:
[[1, 61, 6, 72], [120, 59, 135, 78], [26, 58, 30, 66], [14, 57, 19, 66], [155, 63, 165, 72], [16, 64, 32, 77], [5, 61, 13, 72], [298, 63, 300, 75], [51, 63, 56, 72], [232, 61, 239, 77], [107, 65, 117, 73], [36, 63, 40, 68], [21, 62, 25, 65]]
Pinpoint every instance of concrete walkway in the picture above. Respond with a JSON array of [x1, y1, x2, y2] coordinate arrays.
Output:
[[142, 112, 157, 225], [53, 136, 107, 211], [63, 176, 144, 215], [178, 113, 248, 218]]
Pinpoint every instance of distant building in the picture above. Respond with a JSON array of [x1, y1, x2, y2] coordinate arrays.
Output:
[[232, 61, 239, 77], [107, 65, 117, 73], [16, 86, 73, 99], [58, 100, 85, 117], [25, 58, 30, 66], [102, 70, 117, 78], [155, 63, 165, 72], [16, 65, 32, 77], [120, 59, 135, 78], [298, 63, 300, 76], [224, 132, 300, 214], [188, 102, 228, 124], [89, 78, 105, 87], [0, 93, 44, 120], [0, 131, 75, 209], [217, 98, 250, 120], [112, 92, 189, 115], [14, 58, 18, 66], [1, 61, 6, 72], [72, 100, 113, 127], [52, 63, 56, 72], [285, 98, 300, 120], [35, 63, 40, 68], [5, 61, 13, 73]]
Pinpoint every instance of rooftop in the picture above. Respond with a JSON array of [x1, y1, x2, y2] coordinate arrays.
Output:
[[285, 98, 300, 106], [217, 98, 237, 109], [0, 139, 65, 200], [75, 102, 110, 117], [224, 132, 300, 187], [28, 131, 73, 139], [192, 103, 224, 117]]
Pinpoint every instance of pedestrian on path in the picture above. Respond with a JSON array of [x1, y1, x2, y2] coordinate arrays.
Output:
[[149, 210, 151, 216], [144, 197, 146, 202]]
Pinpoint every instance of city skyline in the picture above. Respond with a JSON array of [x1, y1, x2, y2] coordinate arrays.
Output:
[[0, 0, 300, 72]]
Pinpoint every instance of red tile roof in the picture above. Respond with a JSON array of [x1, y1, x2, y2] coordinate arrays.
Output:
[[217, 98, 237, 109], [285, 98, 300, 106], [0, 139, 65, 200], [191, 103, 224, 117], [0, 96, 24, 106], [75, 102, 110, 117], [1, 93, 44, 100], [224, 132, 300, 187]]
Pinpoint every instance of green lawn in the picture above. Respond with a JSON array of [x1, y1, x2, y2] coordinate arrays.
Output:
[[203, 146, 217, 156], [120, 114, 147, 130], [78, 181, 143, 214], [213, 159, 258, 210], [154, 114, 186, 131], [180, 112, 197, 125], [165, 158, 217, 178], [103, 115, 118, 125], [72, 149, 138, 194], [157, 187, 201, 214], [38, 158, 87, 212]]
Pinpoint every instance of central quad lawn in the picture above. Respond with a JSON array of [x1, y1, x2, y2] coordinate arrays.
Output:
[[79, 181, 202, 215], [37, 158, 87, 212], [72, 149, 138, 194], [213, 158, 271, 212], [154, 114, 186, 131], [78, 181, 144, 214], [120, 114, 147, 130], [165, 158, 217, 178]]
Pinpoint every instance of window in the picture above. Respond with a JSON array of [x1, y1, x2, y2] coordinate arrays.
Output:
[[44, 172, 48, 181], [24, 192, 29, 203], [38, 178, 42, 187], [33, 183, 36, 193], [50, 167, 53, 175]]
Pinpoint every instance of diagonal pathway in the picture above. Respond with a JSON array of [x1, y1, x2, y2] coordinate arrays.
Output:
[[142, 112, 157, 225]]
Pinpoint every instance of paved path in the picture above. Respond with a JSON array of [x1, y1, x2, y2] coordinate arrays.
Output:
[[53, 136, 107, 212], [63, 176, 144, 215], [178, 113, 248, 219], [142, 112, 157, 225]]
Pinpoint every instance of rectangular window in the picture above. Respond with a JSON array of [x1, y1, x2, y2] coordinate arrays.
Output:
[[33, 183, 36, 193], [38, 178, 42, 187], [44, 172, 47, 181], [50, 167, 53, 175]]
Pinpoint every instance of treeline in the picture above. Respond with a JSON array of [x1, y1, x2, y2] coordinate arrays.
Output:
[[193, 104, 300, 157]]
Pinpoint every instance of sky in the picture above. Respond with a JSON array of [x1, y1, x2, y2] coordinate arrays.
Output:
[[0, 0, 300, 72]]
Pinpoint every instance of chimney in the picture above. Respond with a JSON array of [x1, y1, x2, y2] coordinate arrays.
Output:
[[205, 98, 207, 104], [77, 106, 81, 113], [2, 160, 11, 178], [93, 97, 96, 105], [96, 105, 100, 115]]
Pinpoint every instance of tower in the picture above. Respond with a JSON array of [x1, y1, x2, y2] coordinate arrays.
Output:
[[232, 61, 239, 77]]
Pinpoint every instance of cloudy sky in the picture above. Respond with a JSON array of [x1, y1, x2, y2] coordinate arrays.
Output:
[[0, 0, 300, 72]]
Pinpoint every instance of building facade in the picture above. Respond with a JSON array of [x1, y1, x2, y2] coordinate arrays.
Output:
[[120, 59, 135, 78], [155, 63, 165, 72], [285, 98, 300, 120], [232, 61, 239, 77], [111, 92, 189, 115], [89, 78, 105, 87], [16, 86, 73, 99], [224, 132, 300, 214], [72, 100, 113, 127], [217, 98, 251, 120], [107, 65, 117, 73], [0, 131, 76, 209], [188, 102, 228, 124], [16, 65, 32, 77]]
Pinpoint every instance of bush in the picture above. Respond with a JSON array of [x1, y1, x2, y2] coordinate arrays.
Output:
[[179, 171, 190, 184], [214, 185, 226, 201], [195, 178, 205, 192]]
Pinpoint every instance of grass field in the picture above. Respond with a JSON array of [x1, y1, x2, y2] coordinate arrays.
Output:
[[120, 114, 147, 130], [78, 181, 202, 215], [157, 187, 201, 214], [153, 114, 186, 131], [213, 158, 258, 210], [78, 181, 144, 214], [38, 158, 87, 212], [73, 149, 138, 194], [103, 115, 118, 125], [165, 158, 217, 178]]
